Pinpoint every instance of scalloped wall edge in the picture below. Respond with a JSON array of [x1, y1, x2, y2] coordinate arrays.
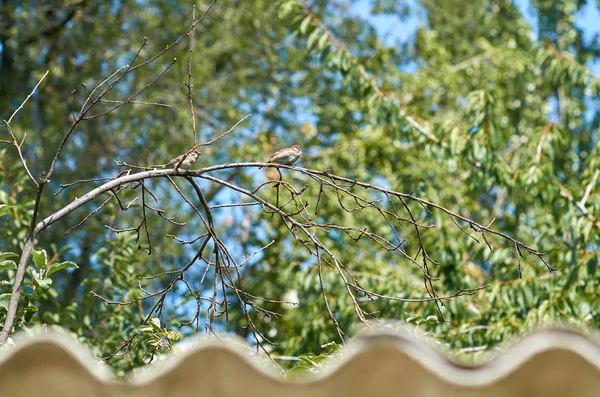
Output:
[[0, 328, 600, 396]]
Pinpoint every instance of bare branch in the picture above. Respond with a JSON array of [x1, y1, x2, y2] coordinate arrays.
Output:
[[3, 124, 38, 187], [128, 0, 218, 72], [83, 58, 177, 120], [186, 5, 198, 145], [197, 113, 252, 147], [6, 70, 49, 124]]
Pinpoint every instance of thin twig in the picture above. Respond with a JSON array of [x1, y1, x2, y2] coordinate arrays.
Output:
[[6, 70, 50, 124], [197, 113, 252, 147], [186, 5, 198, 145]]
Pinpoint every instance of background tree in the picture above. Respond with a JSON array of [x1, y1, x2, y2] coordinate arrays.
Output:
[[1, 0, 598, 375]]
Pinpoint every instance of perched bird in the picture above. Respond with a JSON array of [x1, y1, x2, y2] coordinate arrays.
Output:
[[259, 145, 303, 169], [164, 150, 200, 169]]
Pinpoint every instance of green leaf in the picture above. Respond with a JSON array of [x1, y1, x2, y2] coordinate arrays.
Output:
[[32, 277, 52, 289], [46, 261, 79, 277], [33, 249, 47, 270], [307, 28, 320, 49], [299, 15, 311, 35], [562, 264, 580, 292], [149, 317, 161, 331], [0, 260, 17, 271], [318, 31, 329, 50], [23, 305, 38, 322], [0, 204, 13, 216], [165, 329, 180, 341], [538, 300, 549, 319], [0, 252, 19, 261], [32, 278, 52, 300], [587, 255, 598, 277], [403, 312, 421, 324], [0, 293, 12, 310], [277, 0, 295, 18], [340, 52, 351, 72], [425, 315, 439, 324]]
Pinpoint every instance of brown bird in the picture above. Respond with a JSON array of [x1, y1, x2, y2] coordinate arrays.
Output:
[[259, 145, 303, 169], [164, 150, 200, 169]]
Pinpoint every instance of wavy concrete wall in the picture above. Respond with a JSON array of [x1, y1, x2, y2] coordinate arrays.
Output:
[[0, 329, 599, 397]]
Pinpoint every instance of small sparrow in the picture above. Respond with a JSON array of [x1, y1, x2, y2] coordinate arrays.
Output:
[[259, 145, 303, 169], [164, 150, 200, 169]]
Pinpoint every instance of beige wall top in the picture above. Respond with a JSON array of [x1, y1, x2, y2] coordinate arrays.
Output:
[[0, 328, 599, 397]]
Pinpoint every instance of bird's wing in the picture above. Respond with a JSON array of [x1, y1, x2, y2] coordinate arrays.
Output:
[[268, 148, 285, 161], [167, 154, 184, 166]]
